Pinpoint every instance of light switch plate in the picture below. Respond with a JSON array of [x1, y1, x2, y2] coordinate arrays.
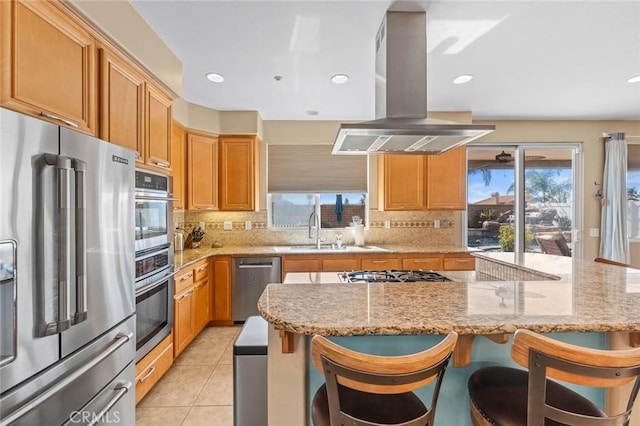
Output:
[[589, 228, 600, 237], [223, 221, 233, 231], [384, 220, 391, 229], [245, 221, 252, 230]]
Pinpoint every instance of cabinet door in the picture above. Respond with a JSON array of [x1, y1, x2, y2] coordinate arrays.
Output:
[[402, 256, 443, 271], [99, 47, 144, 162], [282, 258, 321, 277], [361, 257, 401, 270], [187, 133, 218, 210], [219, 136, 258, 211], [171, 121, 186, 209], [193, 279, 210, 333], [2, 0, 96, 134], [212, 257, 232, 322], [427, 147, 466, 210], [322, 258, 358, 272], [135, 333, 173, 404], [174, 287, 195, 357], [145, 84, 172, 170], [380, 155, 426, 210]]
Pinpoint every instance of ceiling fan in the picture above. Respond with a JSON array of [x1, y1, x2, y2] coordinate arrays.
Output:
[[495, 151, 514, 163]]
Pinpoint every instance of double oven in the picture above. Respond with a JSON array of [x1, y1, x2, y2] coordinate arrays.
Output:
[[134, 170, 175, 361]]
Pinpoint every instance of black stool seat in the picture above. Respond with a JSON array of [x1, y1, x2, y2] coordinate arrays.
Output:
[[312, 383, 427, 426], [468, 366, 605, 425]]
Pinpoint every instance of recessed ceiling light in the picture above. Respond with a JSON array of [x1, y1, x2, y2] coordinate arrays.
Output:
[[629, 75, 640, 83], [274, 75, 284, 82], [453, 74, 474, 84], [330, 74, 349, 84], [306, 110, 319, 116], [205, 72, 225, 83]]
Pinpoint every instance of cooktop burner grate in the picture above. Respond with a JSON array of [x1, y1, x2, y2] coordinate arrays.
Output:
[[344, 269, 452, 283]]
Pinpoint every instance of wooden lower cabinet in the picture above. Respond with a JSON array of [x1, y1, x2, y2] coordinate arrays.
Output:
[[135, 332, 173, 404], [443, 253, 476, 271], [212, 256, 232, 324], [321, 257, 358, 272], [173, 258, 210, 357], [173, 286, 195, 357], [361, 256, 401, 270], [402, 255, 443, 271]]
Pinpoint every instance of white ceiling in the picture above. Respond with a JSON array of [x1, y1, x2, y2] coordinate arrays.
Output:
[[130, 0, 640, 122]]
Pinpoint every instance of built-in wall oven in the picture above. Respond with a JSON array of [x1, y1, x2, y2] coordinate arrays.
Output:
[[135, 169, 173, 252], [135, 245, 174, 361], [134, 170, 175, 361]]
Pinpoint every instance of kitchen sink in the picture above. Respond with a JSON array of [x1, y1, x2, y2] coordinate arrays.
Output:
[[273, 245, 391, 253]]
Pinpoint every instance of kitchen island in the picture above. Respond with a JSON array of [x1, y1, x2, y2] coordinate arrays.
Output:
[[258, 253, 640, 425]]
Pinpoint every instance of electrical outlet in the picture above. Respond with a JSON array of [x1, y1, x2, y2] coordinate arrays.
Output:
[[589, 228, 600, 237], [223, 221, 233, 231], [434, 220, 440, 228], [245, 221, 252, 230], [384, 220, 391, 229], [199, 221, 205, 230]]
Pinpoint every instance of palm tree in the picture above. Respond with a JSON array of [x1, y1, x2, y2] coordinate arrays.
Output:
[[507, 169, 571, 203]]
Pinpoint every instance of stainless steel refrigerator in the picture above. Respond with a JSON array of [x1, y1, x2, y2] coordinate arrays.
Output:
[[0, 107, 136, 425]]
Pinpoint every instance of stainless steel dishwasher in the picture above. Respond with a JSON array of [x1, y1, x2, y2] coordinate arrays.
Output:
[[232, 257, 281, 322]]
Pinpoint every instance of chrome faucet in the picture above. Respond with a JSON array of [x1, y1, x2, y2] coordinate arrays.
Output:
[[308, 211, 323, 249]]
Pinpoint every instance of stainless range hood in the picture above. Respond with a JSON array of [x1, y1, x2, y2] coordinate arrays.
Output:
[[332, 11, 495, 155]]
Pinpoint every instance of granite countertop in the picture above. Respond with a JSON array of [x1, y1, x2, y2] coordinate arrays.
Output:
[[258, 253, 640, 336], [173, 244, 476, 271]]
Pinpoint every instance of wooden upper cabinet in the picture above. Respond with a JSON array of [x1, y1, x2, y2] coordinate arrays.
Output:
[[427, 146, 466, 210], [171, 121, 186, 209], [99, 47, 144, 161], [145, 84, 172, 171], [219, 135, 259, 211], [1, 0, 96, 134], [187, 132, 218, 211], [379, 154, 427, 210]]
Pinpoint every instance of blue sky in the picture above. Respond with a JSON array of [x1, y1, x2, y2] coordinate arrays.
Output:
[[467, 168, 573, 204]]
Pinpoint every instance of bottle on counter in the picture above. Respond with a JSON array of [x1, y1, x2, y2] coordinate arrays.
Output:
[[174, 228, 184, 252]]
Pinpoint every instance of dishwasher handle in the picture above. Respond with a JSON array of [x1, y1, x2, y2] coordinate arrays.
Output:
[[238, 264, 274, 269]]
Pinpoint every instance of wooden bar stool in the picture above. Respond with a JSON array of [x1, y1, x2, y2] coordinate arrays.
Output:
[[468, 329, 640, 425], [310, 332, 457, 426]]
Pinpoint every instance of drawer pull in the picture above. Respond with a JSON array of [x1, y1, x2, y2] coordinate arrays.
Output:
[[177, 290, 193, 300], [198, 266, 208, 272], [180, 273, 193, 281], [412, 260, 435, 263], [195, 282, 207, 289], [454, 259, 472, 263], [138, 365, 156, 383], [371, 260, 388, 264], [151, 160, 171, 169]]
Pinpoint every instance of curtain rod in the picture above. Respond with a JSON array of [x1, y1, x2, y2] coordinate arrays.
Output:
[[602, 133, 640, 139]]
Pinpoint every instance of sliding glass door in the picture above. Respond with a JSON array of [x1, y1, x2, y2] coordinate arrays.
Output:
[[466, 144, 582, 258]]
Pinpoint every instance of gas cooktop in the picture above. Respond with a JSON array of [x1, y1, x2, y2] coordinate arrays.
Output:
[[341, 270, 452, 283]]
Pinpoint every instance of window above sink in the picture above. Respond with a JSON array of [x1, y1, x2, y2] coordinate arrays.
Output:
[[267, 193, 368, 230]]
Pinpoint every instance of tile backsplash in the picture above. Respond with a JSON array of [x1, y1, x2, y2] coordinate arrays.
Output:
[[175, 210, 462, 247]]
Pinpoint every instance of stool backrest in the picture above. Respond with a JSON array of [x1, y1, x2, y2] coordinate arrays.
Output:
[[311, 332, 457, 426], [511, 329, 640, 425]]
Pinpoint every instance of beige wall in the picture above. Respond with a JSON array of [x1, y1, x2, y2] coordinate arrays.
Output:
[[67, 0, 182, 96]]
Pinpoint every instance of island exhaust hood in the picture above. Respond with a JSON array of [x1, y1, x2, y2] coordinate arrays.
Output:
[[332, 11, 495, 155]]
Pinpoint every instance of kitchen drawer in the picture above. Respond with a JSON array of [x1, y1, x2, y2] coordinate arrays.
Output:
[[194, 259, 210, 282], [322, 258, 358, 272], [402, 256, 442, 271], [135, 332, 173, 404], [282, 258, 321, 274], [175, 268, 195, 294], [361, 257, 401, 270], [443, 256, 475, 271]]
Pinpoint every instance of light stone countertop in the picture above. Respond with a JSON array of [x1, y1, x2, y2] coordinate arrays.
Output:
[[258, 253, 640, 336]]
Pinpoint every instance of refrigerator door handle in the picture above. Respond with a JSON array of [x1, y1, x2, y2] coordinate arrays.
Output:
[[72, 159, 88, 324], [42, 154, 73, 335], [86, 381, 132, 426]]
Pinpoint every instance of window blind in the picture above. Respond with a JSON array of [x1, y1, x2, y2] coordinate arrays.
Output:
[[267, 145, 367, 192]]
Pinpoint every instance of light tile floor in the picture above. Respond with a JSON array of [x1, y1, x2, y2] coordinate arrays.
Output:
[[136, 326, 242, 426]]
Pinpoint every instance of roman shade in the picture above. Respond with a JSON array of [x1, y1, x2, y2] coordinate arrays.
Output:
[[267, 145, 367, 193]]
